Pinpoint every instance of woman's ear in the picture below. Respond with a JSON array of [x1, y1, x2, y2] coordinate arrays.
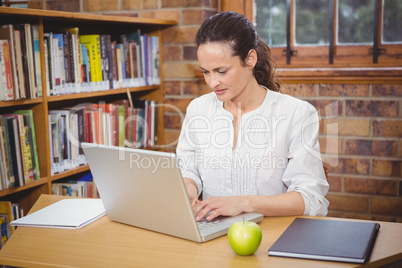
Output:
[[246, 49, 257, 69]]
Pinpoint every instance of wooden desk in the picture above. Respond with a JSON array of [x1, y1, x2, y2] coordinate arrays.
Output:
[[0, 194, 401, 268]]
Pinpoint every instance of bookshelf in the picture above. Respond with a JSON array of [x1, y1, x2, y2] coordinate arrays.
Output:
[[0, 7, 176, 213]]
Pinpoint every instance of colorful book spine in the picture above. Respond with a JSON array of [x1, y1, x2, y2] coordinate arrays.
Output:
[[0, 200, 15, 236], [31, 25, 42, 97], [14, 110, 40, 180], [24, 24, 36, 98], [0, 116, 16, 188], [0, 40, 14, 101], [0, 25, 20, 100], [65, 27, 82, 85], [0, 216, 9, 247], [79, 35, 102, 83], [13, 29, 25, 99]]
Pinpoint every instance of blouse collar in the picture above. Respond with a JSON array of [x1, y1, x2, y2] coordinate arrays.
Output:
[[213, 85, 279, 118]]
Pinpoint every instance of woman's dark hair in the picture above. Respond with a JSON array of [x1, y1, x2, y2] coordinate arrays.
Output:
[[195, 11, 280, 92]]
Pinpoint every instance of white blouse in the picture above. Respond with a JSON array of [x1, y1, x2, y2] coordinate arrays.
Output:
[[176, 88, 329, 216]]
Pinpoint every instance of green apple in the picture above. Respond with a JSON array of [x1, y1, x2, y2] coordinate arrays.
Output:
[[227, 218, 262, 256]]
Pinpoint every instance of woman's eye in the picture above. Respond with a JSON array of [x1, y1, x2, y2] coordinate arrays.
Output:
[[218, 70, 226, 74]]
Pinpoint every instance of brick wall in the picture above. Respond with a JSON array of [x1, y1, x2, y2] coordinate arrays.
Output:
[[281, 83, 402, 222], [29, 0, 402, 222]]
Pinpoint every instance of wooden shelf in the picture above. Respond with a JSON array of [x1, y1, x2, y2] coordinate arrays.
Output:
[[50, 165, 90, 182], [276, 67, 402, 82], [0, 178, 48, 198], [0, 6, 176, 213], [196, 67, 402, 83], [47, 85, 159, 102], [0, 97, 43, 108], [0, 6, 176, 26]]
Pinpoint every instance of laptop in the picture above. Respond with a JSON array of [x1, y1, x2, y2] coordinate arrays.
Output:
[[82, 143, 264, 242]]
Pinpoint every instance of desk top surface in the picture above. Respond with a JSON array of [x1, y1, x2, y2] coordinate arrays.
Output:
[[0, 194, 401, 268]]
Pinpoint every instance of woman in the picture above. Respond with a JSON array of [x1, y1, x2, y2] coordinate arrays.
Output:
[[176, 11, 329, 221]]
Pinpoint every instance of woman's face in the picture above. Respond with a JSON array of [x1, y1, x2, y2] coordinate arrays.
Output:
[[197, 42, 255, 104]]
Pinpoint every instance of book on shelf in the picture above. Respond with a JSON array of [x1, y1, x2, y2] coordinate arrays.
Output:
[[52, 33, 65, 95], [49, 109, 85, 175], [41, 27, 160, 95], [0, 215, 9, 248], [0, 25, 18, 100], [130, 99, 158, 148], [63, 31, 72, 85], [79, 34, 102, 84], [140, 34, 148, 86], [47, 98, 158, 174], [0, 126, 9, 190], [43, 33, 53, 95], [0, 116, 16, 189], [0, 201, 14, 237], [0, 39, 14, 101], [52, 180, 99, 198], [0, 202, 23, 246], [52, 171, 99, 198], [17, 24, 33, 99], [64, 27, 82, 91], [48, 111, 72, 175], [13, 28, 25, 99], [31, 24, 42, 97], [100, 34, 113, 89], [11, 203, 24, 220], [150, 100, 159, 147], [115, 43, 123, 87], [112, 99, 129, 147], [0, 23, 42, 100], [0, 200, 23, 248], [14, 24, 36, 99], [68, 110, 83, 168], [49, 110, 72, 171], [0, 24, 163, 100], [2, 115, 24, 187], [14, 110, 40, 181], [120, 34, 131, 83], [81, 43, 91, 85], [0, 110, 40, 189], [25, 24, 36, 98]]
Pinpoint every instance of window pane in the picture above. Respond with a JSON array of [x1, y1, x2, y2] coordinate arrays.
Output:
[[1, 0, 28, 7], [10, 4, 28, 8], [295, 0, 329, 45], [337, 0, 374, 45], [254, 0, 287, 47], [382, 0, 402, 43]]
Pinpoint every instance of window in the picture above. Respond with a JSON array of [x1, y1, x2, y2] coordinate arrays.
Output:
[[1, 0, 28, 8], [295, 0, 329, 46], [337, 0, 374, 45], [255, 0, 286, 47], [253, 0, 402, 67], [382, 0, 402, 43]]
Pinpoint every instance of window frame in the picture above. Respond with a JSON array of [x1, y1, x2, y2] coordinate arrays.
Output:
[[251, 0, 402, 68], [0, 0, 28, 7]]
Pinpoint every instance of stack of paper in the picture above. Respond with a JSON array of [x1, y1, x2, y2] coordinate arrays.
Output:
[[10, 199, 106, 229]]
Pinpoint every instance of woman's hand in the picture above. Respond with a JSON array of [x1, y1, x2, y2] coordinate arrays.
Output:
[[183, 177, 198, 206], [192, 192, 305, 221], [193, 196, 249, 221]]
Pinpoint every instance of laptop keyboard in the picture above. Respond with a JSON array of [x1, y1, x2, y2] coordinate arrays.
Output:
[[197, 217, 222, 231]]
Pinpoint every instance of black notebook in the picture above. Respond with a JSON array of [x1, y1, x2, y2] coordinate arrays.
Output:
[[268, 218, 380, 264]]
